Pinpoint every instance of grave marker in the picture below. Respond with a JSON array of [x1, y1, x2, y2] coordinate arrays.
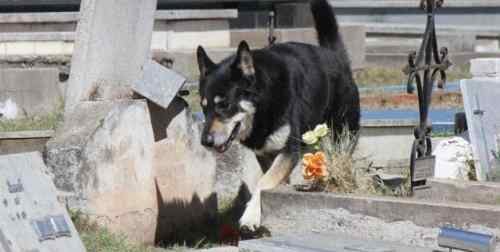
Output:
[[0, 152, 86, 252], [461, 58, 500, 181], [65, 0, 158, 111]]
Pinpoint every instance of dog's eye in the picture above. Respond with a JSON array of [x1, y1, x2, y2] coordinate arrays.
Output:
[[217, 101, 230, 110]]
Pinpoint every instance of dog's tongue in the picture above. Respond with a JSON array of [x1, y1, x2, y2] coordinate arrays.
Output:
[[215, 145, 227, 153], [214, 123, 240, 153]]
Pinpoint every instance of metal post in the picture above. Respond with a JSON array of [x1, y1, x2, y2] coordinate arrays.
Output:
[[268, 11, 276, 46], [404, 0, 452, 192]]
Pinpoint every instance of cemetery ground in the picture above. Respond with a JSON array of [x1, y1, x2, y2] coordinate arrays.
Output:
[[1, 58, 494, 251], [2, 0, 500, 251]]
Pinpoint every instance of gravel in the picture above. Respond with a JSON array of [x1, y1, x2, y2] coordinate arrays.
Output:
[[264, 208, 500, 251]]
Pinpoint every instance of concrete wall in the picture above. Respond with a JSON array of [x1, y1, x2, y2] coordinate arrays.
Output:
[[230, 26, 366, 70], [0, 10, 237, 55], [356, 120, 416, 170], [0, 68, 62, 119]]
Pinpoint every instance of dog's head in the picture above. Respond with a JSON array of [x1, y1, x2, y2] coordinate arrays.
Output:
[[197, 41, 258, 153]]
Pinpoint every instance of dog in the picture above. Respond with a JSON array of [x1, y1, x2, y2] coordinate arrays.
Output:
[[196, 0, 360, 230]]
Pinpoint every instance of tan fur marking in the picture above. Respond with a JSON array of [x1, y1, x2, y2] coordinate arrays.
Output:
[[256, 154, 293, 190], [201, 98, 208, 107], [239, 62, 255, 76], [210, 118, 225, 133], [239, 51, 255, 76], [214, 96, 224, 104]]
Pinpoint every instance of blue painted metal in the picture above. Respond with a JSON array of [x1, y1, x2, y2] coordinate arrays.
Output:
[[438, 227, 496, 252]]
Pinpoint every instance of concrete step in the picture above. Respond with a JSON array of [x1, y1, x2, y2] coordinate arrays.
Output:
[[239, 233, 435, 252], [195, 247, 238, 252]]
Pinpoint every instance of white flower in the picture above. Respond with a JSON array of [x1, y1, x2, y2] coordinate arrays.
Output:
[[302, 131, 318, 145], [314, 124, 329, 138]]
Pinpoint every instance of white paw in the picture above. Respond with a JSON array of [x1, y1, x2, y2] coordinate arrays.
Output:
[[239, 198, 261, 230]]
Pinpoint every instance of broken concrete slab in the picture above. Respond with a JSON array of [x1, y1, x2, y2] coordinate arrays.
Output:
[[134, 60, 186, 109], [0, 152, 86, 252], [0, 68, 61, 119], [262, 186, 500, 230], [45, 100, 157, 245], [261, 188, 500, 251], [240, 233, 433, 252], [65, 0, 157, 111], [154, 107, 217, 239]]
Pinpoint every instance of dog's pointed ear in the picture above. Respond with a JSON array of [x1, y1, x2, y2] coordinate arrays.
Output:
[[234, 41, 255, 77], [197, 45, 215, 78]]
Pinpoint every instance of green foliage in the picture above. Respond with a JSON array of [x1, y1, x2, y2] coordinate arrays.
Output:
[[69, 209, 184, 252], [0, 99, 64, 132], [432, 130, 455, 138], [184, 88, 201, 113]]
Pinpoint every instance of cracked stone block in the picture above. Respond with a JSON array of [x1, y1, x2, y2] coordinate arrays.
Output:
[[154, 107, 217, 240], [44, 100, 157, 245]]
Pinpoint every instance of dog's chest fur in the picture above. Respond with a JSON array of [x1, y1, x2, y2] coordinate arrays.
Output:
[[254, 124, 291, 155]]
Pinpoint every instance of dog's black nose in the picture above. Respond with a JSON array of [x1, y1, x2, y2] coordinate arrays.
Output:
[[201, 134, 214, 147]]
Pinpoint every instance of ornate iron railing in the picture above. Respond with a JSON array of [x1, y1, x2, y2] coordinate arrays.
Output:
[[404, 0, 452, 191]]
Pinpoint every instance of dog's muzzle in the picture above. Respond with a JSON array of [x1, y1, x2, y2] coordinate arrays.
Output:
[[202, 122, 241, 153]]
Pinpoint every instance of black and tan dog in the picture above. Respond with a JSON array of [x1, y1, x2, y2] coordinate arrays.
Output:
[[196, 0, 360, 230]]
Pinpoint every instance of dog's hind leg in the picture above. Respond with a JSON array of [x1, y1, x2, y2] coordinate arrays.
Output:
[[239, 152, 296, 230]]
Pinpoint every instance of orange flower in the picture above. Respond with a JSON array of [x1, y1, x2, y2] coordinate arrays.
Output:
[[302, 152, 329, 180]]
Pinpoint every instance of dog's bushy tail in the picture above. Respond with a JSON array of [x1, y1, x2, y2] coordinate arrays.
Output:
[[310, 0, 342, 49]]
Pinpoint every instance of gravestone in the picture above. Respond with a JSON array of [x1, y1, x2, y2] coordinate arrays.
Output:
[[65, 0, 158, 111], [47, 0, 165, 245], [45, 100, 157, 245], [460, 58, 500, 181], [0, 152, 85, 252]]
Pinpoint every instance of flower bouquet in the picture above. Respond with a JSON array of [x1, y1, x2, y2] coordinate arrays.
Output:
[[296, 123, 365, 193]]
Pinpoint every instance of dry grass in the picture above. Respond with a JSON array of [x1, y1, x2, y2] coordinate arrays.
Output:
[[318, 127, 377, 195], [306, 126, 411, 197]]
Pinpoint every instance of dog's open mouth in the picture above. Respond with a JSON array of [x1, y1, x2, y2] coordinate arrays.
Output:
[[214, 122, 241, 153]]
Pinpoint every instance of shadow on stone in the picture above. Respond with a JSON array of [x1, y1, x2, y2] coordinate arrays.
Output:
[[144, 96, 187, 142], [154, 181, 259, 247], [154, 177, 219, 247]]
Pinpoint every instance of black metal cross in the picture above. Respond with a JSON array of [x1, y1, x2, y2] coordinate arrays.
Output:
[[404, 0, 452, 191]]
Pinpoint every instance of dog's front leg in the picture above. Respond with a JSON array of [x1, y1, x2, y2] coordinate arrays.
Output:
[[239, 152, 296, 230]]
